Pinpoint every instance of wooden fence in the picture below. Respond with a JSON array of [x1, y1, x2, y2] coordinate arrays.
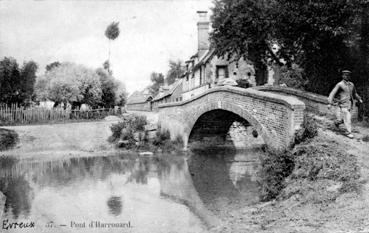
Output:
[[0, 104, 122, 126]]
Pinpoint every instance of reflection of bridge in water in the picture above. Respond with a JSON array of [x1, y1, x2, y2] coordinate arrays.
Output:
[[158, 86, 306, 150], [0, 151, 263, 230]]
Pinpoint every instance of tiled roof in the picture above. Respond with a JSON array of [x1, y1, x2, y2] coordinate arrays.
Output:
[[152, 79, 182, 101], [126, 91, 153, 104]]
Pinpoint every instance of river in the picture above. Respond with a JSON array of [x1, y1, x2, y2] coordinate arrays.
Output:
[[0, 147, 263, 233]]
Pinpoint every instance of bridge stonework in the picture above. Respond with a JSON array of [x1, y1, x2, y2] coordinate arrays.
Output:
[[158, 86, 305, 150]]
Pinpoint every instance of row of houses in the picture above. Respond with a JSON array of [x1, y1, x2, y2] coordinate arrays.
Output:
[[126, 11, 280, 112]]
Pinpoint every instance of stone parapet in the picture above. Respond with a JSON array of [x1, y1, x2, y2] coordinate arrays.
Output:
[[158, 86, 305, 150], [253, 85, 359, 120]]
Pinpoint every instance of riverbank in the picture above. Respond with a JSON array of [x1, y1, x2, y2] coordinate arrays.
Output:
[[210, 118, 369, 233], [0, 116, 121, 160]]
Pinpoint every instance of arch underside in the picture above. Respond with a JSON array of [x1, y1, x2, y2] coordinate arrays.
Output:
[[185, 103, 272, 147], [189, 109, 251, 143]]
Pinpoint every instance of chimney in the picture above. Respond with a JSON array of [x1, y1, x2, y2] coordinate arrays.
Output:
[[197, 11, 210, 58]]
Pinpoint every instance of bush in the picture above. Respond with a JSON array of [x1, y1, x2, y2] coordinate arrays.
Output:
[[152, 129, 170, 146], [151, 129, 183, 152], [108, 114, 147, 143], [258, 148, 295, 201], [294, 114, 318, 144], [0, 128, 19, 151]]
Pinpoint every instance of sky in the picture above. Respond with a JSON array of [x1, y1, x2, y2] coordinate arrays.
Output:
[[0, 0, 213, 94]]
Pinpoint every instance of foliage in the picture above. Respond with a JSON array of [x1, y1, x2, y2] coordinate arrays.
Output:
[[152, 129, 170, 146], [103, 60, 111, 73], [278, 64, 306, 89], [258, 149, 295, 201], [45, 61, 61, 72], [35, 62, 102, 108], [109, 114, 148, 143], [105, 21, 120, 69], [210, 0, 280, 85], [0, 128, 19, 151], [273, 0, 365, 94], [148, 72, 164, 96], [210, 0, 369, 115], [105, 22, 120, 41], [294, 114, 318, 145], [152, 129, 183, 152], [95, 68, 125, 107], [165, 60, 185, 85], [0, 57, 38, 106]]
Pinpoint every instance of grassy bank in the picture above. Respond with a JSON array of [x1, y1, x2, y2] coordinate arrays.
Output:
[[0, 128, 18, 151], [211, 116, 365, 233], [108, 114, 184, 153]]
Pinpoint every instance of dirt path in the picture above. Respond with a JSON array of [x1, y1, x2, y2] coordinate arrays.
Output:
[[0, 116, 120, 160]]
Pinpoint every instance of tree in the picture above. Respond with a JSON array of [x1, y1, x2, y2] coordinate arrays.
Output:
[[105, 22, 120, 72], [165, 60, 185, 85], [103, 60, 111, 74], [45, 61, 61, 72], [273, 0, 365, 94], [35, 63, 102, 109], [115, 80, 128, 106], [0, 57, 38, 105], [210, 0, 281, 85], [19, 61, 38, 104], [0, 57, 21, 104], [148, 72, 164, 96]]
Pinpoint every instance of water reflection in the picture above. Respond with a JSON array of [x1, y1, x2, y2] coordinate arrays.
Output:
[[107, 196, 123, 216], [188, 147, 262, 213], [0, 175, 33, 218], [0, 148, 262, 232]]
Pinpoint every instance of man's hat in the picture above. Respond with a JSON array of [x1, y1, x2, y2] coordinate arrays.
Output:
[[342, 70, 351, 74]]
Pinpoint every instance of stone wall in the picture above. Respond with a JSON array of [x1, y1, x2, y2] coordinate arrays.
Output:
[[158, 86, 305, 150], [254, 86, 358, 120]]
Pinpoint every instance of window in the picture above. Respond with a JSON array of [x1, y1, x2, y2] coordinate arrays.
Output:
[[216, 65, 229, 82]]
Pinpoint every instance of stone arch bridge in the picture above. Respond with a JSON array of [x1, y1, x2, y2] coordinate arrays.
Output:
[[158, 86, 305, 150]]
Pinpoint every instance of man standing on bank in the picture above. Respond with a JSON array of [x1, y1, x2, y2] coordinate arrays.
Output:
[[328, 70, 363, 139]]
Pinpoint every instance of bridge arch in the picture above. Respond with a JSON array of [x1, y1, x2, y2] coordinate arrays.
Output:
[[185, 102, 271, 147], [158, 86, 305, 150]]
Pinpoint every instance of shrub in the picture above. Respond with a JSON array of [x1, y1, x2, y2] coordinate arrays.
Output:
[[108, 114, 147, 143], [151, 129, 183, 152], [258, 148, 295, 201], [152, 129, 171, 146], [294, 114, 318, 144], [0, 128, 19, 151]]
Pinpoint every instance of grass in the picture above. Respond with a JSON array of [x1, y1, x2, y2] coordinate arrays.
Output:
[[280, 141, 361, 203]]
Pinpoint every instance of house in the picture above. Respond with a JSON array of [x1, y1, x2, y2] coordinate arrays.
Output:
[[151, 79, 183, 111], [181, 11, 279, 100], [126, 89, 153, 111]]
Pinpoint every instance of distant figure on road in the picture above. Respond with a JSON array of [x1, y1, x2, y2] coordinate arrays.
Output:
[[328, 70, 363, 139]]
